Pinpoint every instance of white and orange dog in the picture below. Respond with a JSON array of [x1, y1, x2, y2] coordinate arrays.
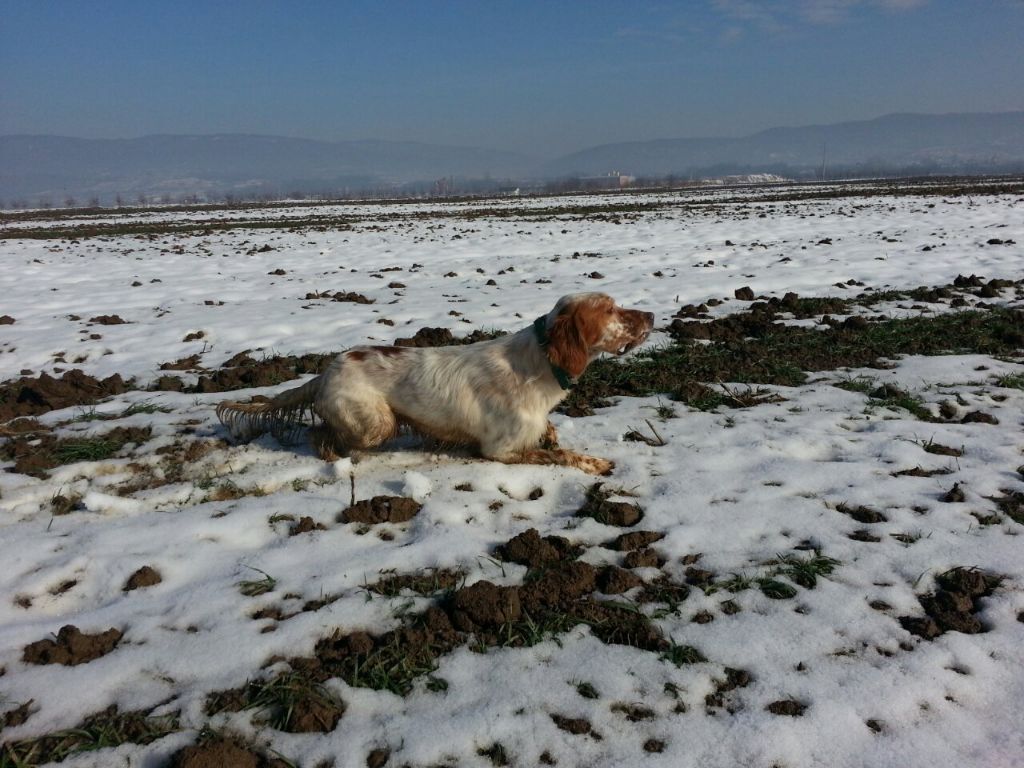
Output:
[[216, 292, 653, 475]]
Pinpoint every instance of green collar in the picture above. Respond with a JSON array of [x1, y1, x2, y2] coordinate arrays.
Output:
[[533, 315, 573, 390]]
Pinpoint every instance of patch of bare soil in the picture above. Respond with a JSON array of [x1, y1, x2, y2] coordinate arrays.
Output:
[[338, 496, 422, 524], [212, 528, 677, 714], [563, 289, 1023, 416], [2, 706, 178, 766], [705, 667, 753, 713], [1, 425, 152, 477], [836, 503, 887, 524], [368, 569, 464, 597], [181, 351, 334, 394], [204, 675, 346, 734], [0, 370, 129, 421], [899, 567, 1002, 639], [990, 490, 1024, 524], [0, 700, 33, 730], [22, 625, 122, 666]]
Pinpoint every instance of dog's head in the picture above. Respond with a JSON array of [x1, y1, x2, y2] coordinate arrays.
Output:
[[545, 293, 654, 378]]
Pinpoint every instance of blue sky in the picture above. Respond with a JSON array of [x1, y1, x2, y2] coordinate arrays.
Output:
[[2, 0, 1022, 156]]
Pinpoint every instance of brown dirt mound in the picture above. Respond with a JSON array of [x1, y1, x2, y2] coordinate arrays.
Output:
[[89, 314, 128, 325], [450, 581, 522, 631], [338, 496, 421, 524], [836, 502, 887, 524], [0, 370, 129, 421], [493, 528, 582, 568], [766, 699, 807, 716], [597, 566, 643, 594], [289, 516, 327, 535], [575, 483, 644, 527], [610, 530, 664, 551], [22, 625, 122, 666], [394, 327, 506, 348], [123, 566, 162, 591], [183, 351, 334, 394], [171, 737, 290, 768], [899, 567, 1001, 639]]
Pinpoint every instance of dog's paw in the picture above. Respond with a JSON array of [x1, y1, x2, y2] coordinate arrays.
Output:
[[580, 456, 615, 476]]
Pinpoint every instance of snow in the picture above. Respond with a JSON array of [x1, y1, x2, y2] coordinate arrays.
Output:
[[1, 182, 1023, 767]]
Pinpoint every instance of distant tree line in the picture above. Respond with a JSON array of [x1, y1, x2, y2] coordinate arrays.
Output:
[[4, 159, 1024, 211]]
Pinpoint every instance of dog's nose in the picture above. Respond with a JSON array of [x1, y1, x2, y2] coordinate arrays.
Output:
[[643, 312, 655, 326]]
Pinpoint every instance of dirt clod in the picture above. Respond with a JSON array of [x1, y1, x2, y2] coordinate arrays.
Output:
[[576, 483, 643, 527], [941, 483, 966, 503], [494, 528, 581, 568], [339, 496, 421, 524], [734, 286, 755, 301], [449, 581, 522, 631], [836, 503, 887, 523], [124, 566, 162, 591], [766, 699, 807, 716], [597, 566, 643, 594], [623, 548, 663, 569], [610, 530, 664, 551], [551, 714, 591, 735], [290, 516, 327, 535], [899, 567, 1001, 639], [22, 625, 123, 666], [171, 738, 265, 768]]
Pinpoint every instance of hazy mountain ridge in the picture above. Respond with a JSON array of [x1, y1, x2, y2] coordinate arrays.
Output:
[[0, 134, 534, 203], [2, 112, 1023, 204], [545, 112, 1024, 178]]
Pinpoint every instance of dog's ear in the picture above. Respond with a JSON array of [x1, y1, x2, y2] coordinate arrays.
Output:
[[547, 302, 595, 378]]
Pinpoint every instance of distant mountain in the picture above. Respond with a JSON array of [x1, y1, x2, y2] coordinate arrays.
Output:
[[544, 112, 1024, 178], [3, 112, 1024, 206], [0, 134, 533, 204]]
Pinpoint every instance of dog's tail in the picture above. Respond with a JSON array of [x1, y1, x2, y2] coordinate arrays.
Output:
[[216, 375, 322, 444]]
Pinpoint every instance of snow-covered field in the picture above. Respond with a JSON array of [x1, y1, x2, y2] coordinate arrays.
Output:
[[1, 182, 1023, 767]]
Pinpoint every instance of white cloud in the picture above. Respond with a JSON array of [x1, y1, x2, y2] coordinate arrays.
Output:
[[711, 0, 928, 33]]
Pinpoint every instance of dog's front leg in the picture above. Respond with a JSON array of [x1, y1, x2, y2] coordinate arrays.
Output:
[[503, 448, 614, 476], [541, 421, 559, 448]]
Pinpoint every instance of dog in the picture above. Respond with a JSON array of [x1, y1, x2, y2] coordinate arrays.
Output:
[[216, 292, 654, 475]]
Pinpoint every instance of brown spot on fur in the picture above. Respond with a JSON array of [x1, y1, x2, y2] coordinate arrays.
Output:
[[370, 346, 406, 357], [347, 346, 406, 364]]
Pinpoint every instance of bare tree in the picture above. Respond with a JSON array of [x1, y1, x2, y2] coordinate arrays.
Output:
[[64, 196, 77, 209]]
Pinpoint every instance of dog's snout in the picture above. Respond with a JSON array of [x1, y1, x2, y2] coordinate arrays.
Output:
[[643, 311, 654, 326]]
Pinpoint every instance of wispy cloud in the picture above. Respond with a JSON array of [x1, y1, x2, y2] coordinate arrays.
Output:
[[712, 0, 928, 38]]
